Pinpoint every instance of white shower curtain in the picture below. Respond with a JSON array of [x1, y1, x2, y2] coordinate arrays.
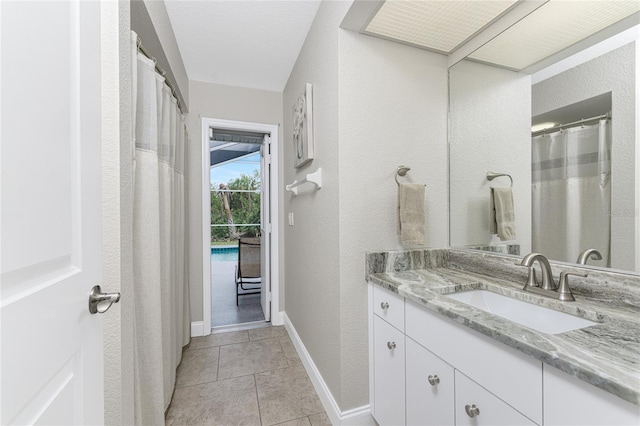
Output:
[[531, 119, 611, 266], [131, 32, 191, 425]]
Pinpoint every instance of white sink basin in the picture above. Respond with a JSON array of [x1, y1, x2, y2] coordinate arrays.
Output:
[[446, 290, 598, 335]]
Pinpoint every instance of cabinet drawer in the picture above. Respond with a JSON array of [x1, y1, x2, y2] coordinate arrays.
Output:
[[406, 300, 542, 424], [406, 337, 455, 426], [455, 371, 537, 426], [373, 284, 404, 331], [373, 315, 405, 426]]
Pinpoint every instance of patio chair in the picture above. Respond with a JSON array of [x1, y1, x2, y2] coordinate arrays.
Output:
[[236, 237, 261, 305]]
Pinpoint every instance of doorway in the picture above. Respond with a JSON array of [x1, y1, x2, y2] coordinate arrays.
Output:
[[201, 118, 280, 333], [210, 134, 263, 326]]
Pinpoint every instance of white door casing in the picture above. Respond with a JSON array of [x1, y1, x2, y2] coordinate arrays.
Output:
[[1, 1, 104, 424], [201, 118, 280, 334], [260, 134, 272, 321]]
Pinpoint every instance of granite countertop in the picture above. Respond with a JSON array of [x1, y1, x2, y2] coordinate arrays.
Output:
[[367, 261, 640, 406]]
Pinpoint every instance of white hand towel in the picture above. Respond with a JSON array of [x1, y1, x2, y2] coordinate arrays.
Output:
[[490, 187, 516, 241], [397, 183, 426, 246]]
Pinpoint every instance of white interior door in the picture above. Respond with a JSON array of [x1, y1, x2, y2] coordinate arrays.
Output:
[[260, 135, 271, 321], [1, 1, 105, 424]]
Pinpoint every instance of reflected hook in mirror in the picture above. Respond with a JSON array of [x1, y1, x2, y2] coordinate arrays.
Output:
[[486, 171, 513, 187]]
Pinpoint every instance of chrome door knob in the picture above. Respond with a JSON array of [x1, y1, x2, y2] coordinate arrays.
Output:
[[387, 341, 396, 350], [428, 375, 440, 386], [380, 302, 389, 310], [89, 285, 121, 314], [465, 404, 480, 418]]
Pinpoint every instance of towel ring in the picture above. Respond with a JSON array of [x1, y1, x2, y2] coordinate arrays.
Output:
[[395, 165, 411, 186], [486, 171, 513, 187]]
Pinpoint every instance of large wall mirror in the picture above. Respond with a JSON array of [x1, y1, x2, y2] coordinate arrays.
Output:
[[449, 4, 640, 274]]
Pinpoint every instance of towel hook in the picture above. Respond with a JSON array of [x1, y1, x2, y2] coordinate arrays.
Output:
[[486, 171, 513, 187], [395, 165, 411, 186]]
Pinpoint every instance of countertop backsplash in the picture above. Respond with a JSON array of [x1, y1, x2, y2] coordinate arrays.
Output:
[[366, 247, 640, 309], [365, 248, 449, 276], [447, 249, 640, 309]]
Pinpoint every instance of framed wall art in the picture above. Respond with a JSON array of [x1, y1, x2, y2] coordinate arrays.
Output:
[[293, 83, 314, 168]]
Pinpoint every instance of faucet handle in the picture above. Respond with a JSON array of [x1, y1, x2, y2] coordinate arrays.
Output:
[[557, 271, 587, 302]]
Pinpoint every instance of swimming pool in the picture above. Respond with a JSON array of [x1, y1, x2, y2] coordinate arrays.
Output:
[[211, 246, 238, 262]]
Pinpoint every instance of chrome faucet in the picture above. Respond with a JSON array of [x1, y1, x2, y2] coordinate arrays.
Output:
[[519, 253, 555, 290], [516, 253, 586, 302], [576, 248, 602, 265]]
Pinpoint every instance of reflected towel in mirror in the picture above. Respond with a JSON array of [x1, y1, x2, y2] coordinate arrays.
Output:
[[490, 187, 516, 241]]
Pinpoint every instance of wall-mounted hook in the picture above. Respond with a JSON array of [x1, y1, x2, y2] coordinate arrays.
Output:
[[486, 171, 513, 187], [395, 165, 411, 185]]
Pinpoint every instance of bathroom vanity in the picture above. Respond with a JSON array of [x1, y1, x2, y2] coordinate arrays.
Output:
[[366, 249, 640, 426]]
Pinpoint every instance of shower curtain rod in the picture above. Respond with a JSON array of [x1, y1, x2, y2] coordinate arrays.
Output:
[[532, 112, 610, 136], [136, 37, 185, 114]]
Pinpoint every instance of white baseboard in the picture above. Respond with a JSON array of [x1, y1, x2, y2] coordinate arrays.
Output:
[[272, 310, 284, 326], [283, 313, 372, 425], [190, 321, 205, 337]]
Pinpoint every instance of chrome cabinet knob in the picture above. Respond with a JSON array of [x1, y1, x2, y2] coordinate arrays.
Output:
[[465, 404, 480, 418], [387, 341, 396, 350], [89, 285, 121, 314], [380, 302, 389, 310], [427, 375, 440, 386]]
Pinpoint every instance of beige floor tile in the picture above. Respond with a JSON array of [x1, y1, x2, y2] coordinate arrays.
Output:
[[187, 330, 249, 351], [249, 325, 288, 341], [176, 346, 220, 388], [218, 338, 288, 380], [274, 417, 312, 426], [256, 365, 325, 426], [165, 375, 260, 426], [308, 411, 331, 426], [279, 336, 302, 367]]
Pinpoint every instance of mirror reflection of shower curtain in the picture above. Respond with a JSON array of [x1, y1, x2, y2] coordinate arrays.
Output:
[[531, 119, 611, 266]]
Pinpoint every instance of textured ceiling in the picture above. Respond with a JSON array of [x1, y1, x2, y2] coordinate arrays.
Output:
[[469, 0, 640, 70], [366, 0, 517, 54], [165, 0, 321, 92]]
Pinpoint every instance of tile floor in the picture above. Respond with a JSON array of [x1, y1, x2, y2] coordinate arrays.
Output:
[[166, 326, 331, 426]]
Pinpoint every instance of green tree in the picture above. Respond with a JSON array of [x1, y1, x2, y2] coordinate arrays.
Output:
[[210, 170, 261, 242], [210, 184, 227, 241]]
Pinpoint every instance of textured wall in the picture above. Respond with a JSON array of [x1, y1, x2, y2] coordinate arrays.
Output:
[[101, 1, 135, 424], [283, 4, 449, 410], [282, 0, 349, 407], [449, 60, 532, 254], [186, 81, 283, 321], [337, 30, 449, 409], [131, 0, 189, 109], [532, 43, 637, 271]]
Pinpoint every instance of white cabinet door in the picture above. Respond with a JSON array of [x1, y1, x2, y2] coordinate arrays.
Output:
[[406, 300, 542, 423], [455, 371, 536, 426], [544, 365, 640, 426], [373, 315, 405, 426], [406, 337, 455, 426], [1, 1, 104, 424]]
